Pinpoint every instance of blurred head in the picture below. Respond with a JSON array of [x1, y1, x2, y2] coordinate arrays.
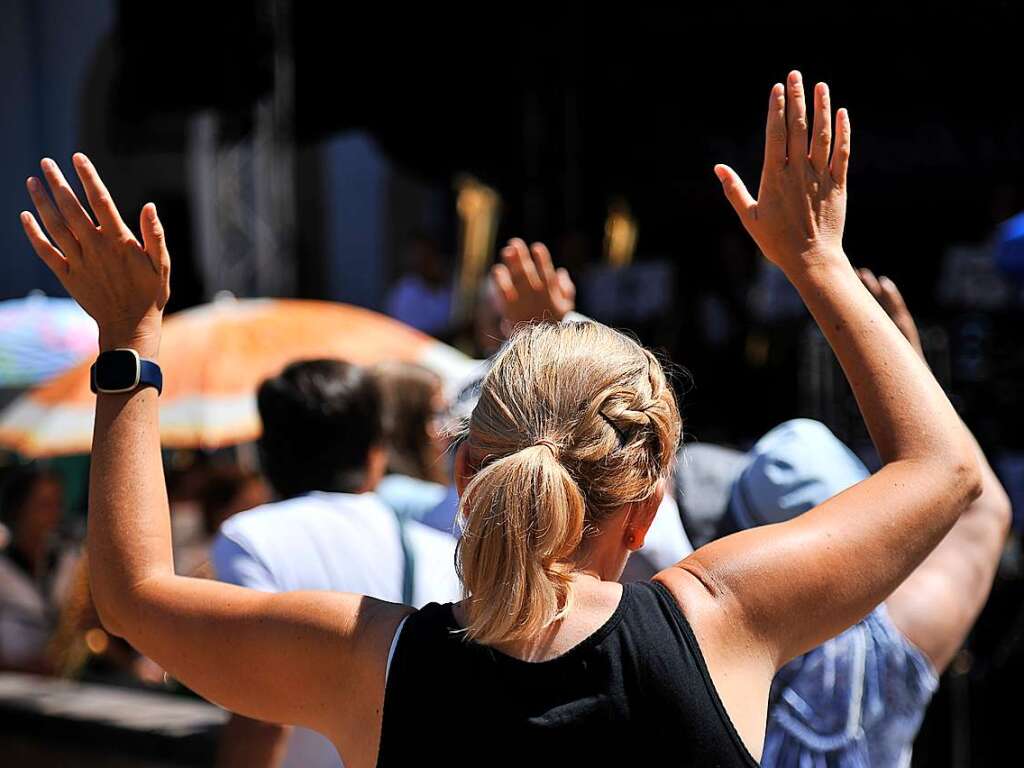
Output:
[[405, 233, 445, 285], [1, 467, 63, 556], [727, 419, 869, 531], [372, 361, 447, 485], [257, 359, 386, 500], [454, 321, 681, 644]]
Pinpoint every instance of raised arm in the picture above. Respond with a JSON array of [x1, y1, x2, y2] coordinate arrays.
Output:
[[20, 155, 407, 761], [858, 269, 1011, 672], [658, 73, 981, 677]]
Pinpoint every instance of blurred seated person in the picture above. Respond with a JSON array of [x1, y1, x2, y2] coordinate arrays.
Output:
[[385, 233, 453, 337], [676, 273, 1011, 767], [372, 361, 449, 522], [0, 466, 77, 673], [212, 359, 461, 768]]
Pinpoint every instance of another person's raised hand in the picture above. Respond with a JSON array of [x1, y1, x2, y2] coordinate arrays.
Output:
[[858, 268, 925, 359], [715, 71, 850, 274], [20, 154, 170, 357], [490, 238, 575, 331]]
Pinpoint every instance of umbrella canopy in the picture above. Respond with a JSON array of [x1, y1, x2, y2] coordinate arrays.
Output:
[[0, 294, 98, 388], [0, 298, 481, 458]]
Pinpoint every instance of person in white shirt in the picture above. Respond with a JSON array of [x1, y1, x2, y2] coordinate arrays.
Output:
[[211, 359, 461, 768]]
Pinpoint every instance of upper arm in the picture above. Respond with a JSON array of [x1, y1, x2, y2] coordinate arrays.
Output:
[[671, 460, 976, 669], [119, 575, 409, 746]]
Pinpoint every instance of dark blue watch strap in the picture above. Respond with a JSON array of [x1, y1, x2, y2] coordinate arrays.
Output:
[[139, 359, 163, 396]]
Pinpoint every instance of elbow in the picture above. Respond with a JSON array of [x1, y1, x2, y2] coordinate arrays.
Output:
[[983, 481, 1014, 539], [93, 594, 129, 640], [92, 577, 159, 641], [950, 452, 984, 510]]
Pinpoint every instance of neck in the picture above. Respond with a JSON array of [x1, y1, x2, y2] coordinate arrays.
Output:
[[574, 543, 629, 584]]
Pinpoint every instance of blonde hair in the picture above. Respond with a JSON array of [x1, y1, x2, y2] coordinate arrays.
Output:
[[457, 321, 681, 645]]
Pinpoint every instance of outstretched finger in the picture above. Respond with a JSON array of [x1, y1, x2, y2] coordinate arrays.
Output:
[[830, 108, 851, 186], [73, 153, 133, 239], [530, 242, 558, 289], [26, 176, 80, 260], [877, 275, 910, 319], [39, 158, 95, 239], [503, 238, 544, 292], [786, 71, 809, 163], [763, 83, 787, 169], [878, 275, 923, 358], [858, 267, 882, 300], [809, 83, 832, 174], [556, 268, 576, 303], [140, 203, 171, 281], [714, 165, 756, 220], [490, 263, 517, 306], [20, 211, 69, 280]]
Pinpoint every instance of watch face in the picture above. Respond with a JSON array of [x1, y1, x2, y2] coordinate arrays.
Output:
[[95, 349, 141, 392]]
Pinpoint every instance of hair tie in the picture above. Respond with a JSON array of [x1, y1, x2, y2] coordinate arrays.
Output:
[[534, 439, 560, 459]]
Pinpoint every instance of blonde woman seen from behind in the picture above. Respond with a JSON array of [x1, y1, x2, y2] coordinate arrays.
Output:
[[20, 71, 980, 766]]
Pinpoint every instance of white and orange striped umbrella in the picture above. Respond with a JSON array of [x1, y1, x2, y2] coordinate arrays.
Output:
[[0, 298, 480, 458]]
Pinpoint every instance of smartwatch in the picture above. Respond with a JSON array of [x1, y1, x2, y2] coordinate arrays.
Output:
[[90, 349, 163, 396]]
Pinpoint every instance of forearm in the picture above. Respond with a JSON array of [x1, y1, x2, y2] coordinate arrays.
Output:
[[88, 383, 174, 633], [790, 255, 977, 480]]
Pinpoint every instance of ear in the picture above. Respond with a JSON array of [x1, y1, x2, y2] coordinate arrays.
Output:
[[454, 441, 472, 497], [624, 479, 666, 551]]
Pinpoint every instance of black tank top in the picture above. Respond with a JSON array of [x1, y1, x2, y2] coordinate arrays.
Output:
[[377, 580, 760, 767]]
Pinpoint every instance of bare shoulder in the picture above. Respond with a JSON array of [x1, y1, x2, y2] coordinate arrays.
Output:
[[314, 593, 414, 765], [653, 558, 734, 644], [654, 561, 775, 761]]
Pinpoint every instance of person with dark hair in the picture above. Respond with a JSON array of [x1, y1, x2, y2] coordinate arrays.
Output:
[[22, 75, 985, 767], [210, 358, 461, 768], [0, 466, 72, 671], [256, 359, 387, 500]]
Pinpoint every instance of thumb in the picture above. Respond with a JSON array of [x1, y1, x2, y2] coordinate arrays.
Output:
[[140, 203, 171, 304], [714, 164, 756, 220], [140, 203, 169, 266], [557, 268, 576, 302]]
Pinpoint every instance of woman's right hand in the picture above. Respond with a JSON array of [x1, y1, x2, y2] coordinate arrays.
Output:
[[715, 71, 850, 274], [20, 153, 170, 357]]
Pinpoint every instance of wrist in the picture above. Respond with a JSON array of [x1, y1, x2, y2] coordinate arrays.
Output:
[[98, 318, 162, 360], [779, 247, 853, 286]]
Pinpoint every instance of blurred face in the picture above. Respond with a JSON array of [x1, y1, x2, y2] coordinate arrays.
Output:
[[15, 477, 63, 549]]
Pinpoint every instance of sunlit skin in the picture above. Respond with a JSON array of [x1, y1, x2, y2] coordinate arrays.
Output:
[[20, 72, 981, 765]]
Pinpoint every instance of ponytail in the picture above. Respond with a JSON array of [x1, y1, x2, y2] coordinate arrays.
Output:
[[457, 443, 586, 645]]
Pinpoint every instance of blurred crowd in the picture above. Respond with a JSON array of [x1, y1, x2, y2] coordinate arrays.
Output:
[[0, 214, 1021, 767]]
